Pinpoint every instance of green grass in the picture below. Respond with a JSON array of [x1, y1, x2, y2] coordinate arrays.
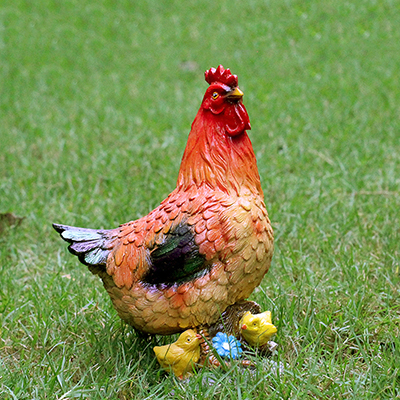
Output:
[[1, 0, 399, 398]]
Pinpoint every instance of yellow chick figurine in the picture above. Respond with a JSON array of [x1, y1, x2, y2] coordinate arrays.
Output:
[[240, 310, 277, 347], [153, 329, 201, 379]]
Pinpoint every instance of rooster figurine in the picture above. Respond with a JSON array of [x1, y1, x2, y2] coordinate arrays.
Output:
[[53, 65, 274, 337]]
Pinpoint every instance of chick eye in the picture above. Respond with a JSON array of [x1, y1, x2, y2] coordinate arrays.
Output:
[[187, 338, 191, 342], [212, 92, 219, 100]]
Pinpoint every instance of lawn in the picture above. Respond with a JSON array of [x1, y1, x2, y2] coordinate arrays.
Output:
[[1, 0, 399, 398]]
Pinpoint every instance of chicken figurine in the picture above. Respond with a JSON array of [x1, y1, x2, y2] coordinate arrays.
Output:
[[53, 65, 274, 339], [240, 311, 277, 347], [153, 329, 201, 379]]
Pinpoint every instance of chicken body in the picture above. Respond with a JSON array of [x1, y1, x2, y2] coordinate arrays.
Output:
[[95, 186, 272, 334], [240, 311, 277, 347], [153, 329, 201, 379], [54, 65, 274, 335]]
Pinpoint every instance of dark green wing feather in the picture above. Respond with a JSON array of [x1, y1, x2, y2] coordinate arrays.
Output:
[[144, 223, 207, 285]]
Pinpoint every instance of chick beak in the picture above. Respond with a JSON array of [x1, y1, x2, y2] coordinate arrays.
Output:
[[241, 324, 247, 330], [227, 87, 244, 102], [195, 334, 203, 342]]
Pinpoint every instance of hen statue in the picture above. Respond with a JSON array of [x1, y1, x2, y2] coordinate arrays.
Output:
[[54, 65, 274, 372]]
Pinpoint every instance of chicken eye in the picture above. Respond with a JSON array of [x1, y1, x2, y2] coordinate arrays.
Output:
[[187, 338, 191, 342], [212, 92, 219, 100]]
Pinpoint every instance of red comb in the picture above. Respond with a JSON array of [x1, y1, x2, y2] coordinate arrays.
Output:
[[205, 65, 238, 87]]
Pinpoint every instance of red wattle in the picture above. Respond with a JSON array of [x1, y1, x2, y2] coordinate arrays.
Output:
[[224, 102, 251, 136]]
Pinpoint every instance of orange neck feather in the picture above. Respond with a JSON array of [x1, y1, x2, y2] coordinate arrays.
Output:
[[177, 109, 263, 197]]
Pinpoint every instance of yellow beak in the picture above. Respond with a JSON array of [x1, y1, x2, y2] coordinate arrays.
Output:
[[227, 87, 244, 100]]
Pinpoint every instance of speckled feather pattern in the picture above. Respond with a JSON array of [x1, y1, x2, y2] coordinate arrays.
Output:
[[92, 185, 273, 334]]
